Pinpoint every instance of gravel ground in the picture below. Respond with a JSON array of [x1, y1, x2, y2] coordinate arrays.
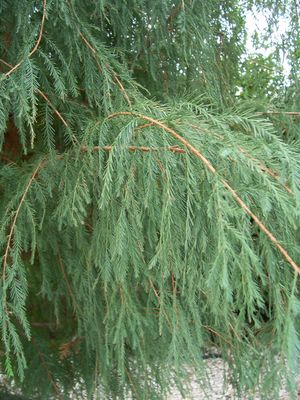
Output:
[[1, 359, 299, 399], [168, 358, 299, 399]]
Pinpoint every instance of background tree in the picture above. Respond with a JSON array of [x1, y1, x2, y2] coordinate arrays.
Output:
[[0, 1, 299, 399]]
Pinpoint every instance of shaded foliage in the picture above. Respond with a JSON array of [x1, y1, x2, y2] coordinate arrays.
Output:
[[0, 0, 299, 399]]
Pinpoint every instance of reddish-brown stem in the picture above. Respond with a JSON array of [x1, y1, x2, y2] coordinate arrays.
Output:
[[57, 254, 80, 315], [125, 367, 140, 400], [108, 111, 300, 275], [2, 159, 45, 281], [189, 123, 292, 194], [31, 322, 57, 329], [0, 154, 18, 165], [81, 145, 186, 154], [237, 146, 292, 194], [37, 89, 68, 127], [112, 73, 132, 107], [78, 31, 96, 54], [167, 1, 184, 31], [202, 325, 233, 346], [79, 31, 132, 107], [31, 336, 62, 397], [135, 122, 154, 130], [171, 272, 176, 294], [0, 59, 68, 130], [5, 0, 47, 77]]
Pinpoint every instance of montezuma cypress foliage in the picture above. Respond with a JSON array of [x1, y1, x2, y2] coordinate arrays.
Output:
[[0, 1, 300, 398]]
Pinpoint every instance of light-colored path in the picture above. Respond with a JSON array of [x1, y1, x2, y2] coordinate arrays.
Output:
[[168, 359, 298, 399]]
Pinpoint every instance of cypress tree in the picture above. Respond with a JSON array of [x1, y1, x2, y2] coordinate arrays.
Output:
[[0, 1, 299, 398]]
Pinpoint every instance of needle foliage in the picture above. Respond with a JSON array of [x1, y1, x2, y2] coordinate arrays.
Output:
[[0, 1, 300, 399]]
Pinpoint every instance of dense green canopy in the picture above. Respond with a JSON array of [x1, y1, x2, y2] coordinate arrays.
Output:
[[0, 1, 300, 398]]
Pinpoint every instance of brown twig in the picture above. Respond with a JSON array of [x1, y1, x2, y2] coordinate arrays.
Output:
[[0, 58, 12, 69], [31, 322, 57, 329], [79, 31, 132, 107], [112, 73, 132, 107], [202, 325, 233, 347], [256, 111, 300, 116], [59, 336, 82, 360], [107, 111, 300, 275], [189, 123, 292, 194], [167, 1, 184, 31], [81, 145, 186, 154], [31, 336, 62, 397], [149, 279, 160, 303], [57, 254, 80, 315], [135, 122, 154, 130], [36, 89, 68, 127], [78, 31, 96, 55], [171, 272, 176, 294], [237, 146, 293, 194], [0, 154, 18, 165], [5, 0, 47, 78], [2, 159, 46, 282], [0, 59, 69, 129], [125, 367, 140, 399], [149, 279, 172, 330]]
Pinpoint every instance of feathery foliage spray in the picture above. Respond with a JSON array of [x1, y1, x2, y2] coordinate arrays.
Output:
[[0, 0, 300, 398]]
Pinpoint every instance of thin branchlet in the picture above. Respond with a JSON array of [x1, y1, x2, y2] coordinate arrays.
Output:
[[4, 0, 47, 78], [107, 111, 300, 274]]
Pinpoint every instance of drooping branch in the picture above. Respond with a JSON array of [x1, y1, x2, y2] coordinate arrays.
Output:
[[189, 123, 292, 194], [57, 253, 81, 315], [4, 0, 47, 78], [0, 59, 68, 128], [237, 146, 293, 194], [2, 159, 46, 281], [37, 90, 68, 128], [107, 111, 300, 275], [167, 1, 184, 32], [31, 336, 62, 398], [79, 31, 132, 107]]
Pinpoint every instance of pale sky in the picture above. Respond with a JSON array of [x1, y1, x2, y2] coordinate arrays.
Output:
[[245, 9, 290, 75]]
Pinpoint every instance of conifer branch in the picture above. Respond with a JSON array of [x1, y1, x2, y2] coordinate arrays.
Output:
[[149, 279, 172, 329], [0, 154, 18, 165], [202, 326, 233, 346], [78, 32, 96, 55], [136, 122, 155, 130], [2, 159, 45, 281], [4, 0, 47, 78], [112, 73, 132, 107], [1, 1, 300, 395], [237, 147, 293, 194], [31, 336, 62, 398], [81, 145, 186, 154], [125, 367, 139, 399], [0, 59, 68, 128], [36, 90, 68, 128], [108, 111, 300, 275], [57, 254, 81, 315], [167, 1, 184, 31], [189, 123, 293, 194], [78, 31, 132, 107]]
